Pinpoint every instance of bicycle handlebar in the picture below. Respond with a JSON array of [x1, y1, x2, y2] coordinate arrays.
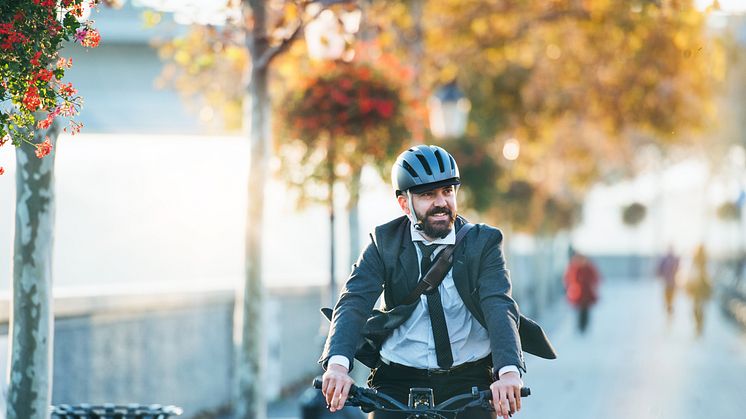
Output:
[[312, 377, 530, 412]]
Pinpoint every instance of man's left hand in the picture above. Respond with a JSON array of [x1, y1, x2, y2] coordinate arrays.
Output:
[[490, 371, 523, 419]]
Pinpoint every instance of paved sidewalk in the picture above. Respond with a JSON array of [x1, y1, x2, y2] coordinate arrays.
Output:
[[520, 278, 746, 419]]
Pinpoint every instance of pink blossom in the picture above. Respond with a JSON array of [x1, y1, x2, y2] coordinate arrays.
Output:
[[74, 28, 88, 43]]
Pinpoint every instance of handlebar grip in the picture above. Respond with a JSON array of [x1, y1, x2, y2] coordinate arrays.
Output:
[[480, 387, 531, 399], [313, 378, 361, 395]]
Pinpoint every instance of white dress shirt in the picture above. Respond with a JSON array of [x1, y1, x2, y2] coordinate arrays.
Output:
[[330, 223, 519, 378]]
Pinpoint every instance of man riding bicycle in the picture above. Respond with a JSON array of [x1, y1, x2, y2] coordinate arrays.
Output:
[[320, 145, 532, 419]]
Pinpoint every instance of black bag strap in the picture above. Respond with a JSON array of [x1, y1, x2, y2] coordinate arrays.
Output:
[[400, 223, 475, 305]]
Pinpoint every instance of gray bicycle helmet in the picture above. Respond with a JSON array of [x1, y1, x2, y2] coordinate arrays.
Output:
[[391, 145, 460, 196]]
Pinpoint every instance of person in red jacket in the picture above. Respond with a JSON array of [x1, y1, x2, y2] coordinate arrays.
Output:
[[564, 252, 601, 333]]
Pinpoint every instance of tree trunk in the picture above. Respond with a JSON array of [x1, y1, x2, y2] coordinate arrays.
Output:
[[328, 137, 337, 306], [235, 1, 269, 418], [7, 120, 60, 419], [347, 164, 362, 268]]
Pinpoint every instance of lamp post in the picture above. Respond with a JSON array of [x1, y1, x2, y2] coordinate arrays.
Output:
[[428, 81, 471, 139], [304, 2, 361, 306]]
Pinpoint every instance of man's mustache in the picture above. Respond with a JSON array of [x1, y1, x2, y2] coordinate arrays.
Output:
[[426, 206, 454, 219]]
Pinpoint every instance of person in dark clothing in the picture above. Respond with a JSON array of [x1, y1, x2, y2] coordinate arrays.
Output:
[[656, 246, 680, 320]]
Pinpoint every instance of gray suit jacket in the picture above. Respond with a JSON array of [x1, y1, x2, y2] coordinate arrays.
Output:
[[319, 215, 526, 373]]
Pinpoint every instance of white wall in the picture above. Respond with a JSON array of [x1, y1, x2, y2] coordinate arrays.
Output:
[[0, 133, 402, 292]]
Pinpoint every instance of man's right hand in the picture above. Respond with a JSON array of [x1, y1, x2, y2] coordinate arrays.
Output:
[[322, 363, 355, 412]]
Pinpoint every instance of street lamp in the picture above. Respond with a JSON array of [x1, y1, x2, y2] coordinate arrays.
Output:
[[503, 137, 520, 161], [428, 82, 471, 139]]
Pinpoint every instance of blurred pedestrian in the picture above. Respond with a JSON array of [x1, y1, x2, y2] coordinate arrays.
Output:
[[563, 252, 601, 334], [685, 244, 712, 337], [656, 246, 680, 319]]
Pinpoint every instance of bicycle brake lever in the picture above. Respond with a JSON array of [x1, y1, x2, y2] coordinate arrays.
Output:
[[348, 394, 383, 413]]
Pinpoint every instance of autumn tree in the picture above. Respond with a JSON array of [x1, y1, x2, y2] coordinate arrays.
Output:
[[365, 0, 721, 234]]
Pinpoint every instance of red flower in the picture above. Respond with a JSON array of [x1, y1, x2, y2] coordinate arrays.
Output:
[[0, 135, 8, 147], [45, 15, 62, 36], [360, 98, 374, 113], [59, 82, 77, 97], [375, 100, 395, 118], [37, 69, 55, 83], [339, 79, 354, 90], [22, 86, 41, 111], [37, 118, 53, 130], [0, 23, 29, 50], [0, 167, 4, 176], [35, 138, 53, 158], [30, 51, 42, 67], [331, 89, 350, 106], [37, 109, 57, 130]]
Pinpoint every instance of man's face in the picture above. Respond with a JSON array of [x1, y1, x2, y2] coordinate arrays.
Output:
[[398, 185, 458, 240]]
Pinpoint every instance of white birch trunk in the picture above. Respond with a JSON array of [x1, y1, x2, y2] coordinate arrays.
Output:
[[6, 120, 60, 419], [234, 1, 269, 418]]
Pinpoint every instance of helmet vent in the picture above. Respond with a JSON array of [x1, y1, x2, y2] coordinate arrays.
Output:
[[416, 155, 432, 175], [448, 155, 456, 173], [434, 150, 445, 173], [402, 160, 419, 178]]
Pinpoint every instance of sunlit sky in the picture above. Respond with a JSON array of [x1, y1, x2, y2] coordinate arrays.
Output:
[[697, 0, 746, 13]]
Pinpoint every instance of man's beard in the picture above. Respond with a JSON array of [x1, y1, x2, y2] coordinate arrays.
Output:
[[416, 206, 456, 239]]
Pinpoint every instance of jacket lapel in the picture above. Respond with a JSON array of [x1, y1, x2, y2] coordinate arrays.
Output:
[[397, 226, 419, 294], [452, 220, 468, 293], [451, 219, 483, 323]]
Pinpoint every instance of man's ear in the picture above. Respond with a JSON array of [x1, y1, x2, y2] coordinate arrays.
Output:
[[397, 194, 410, 215]]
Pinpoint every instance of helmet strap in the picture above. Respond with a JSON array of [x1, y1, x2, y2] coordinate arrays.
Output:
[[406, 190, 424, 231]]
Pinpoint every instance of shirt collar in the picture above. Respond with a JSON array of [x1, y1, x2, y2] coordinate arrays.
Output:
[[410, 222, 456, 245]]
